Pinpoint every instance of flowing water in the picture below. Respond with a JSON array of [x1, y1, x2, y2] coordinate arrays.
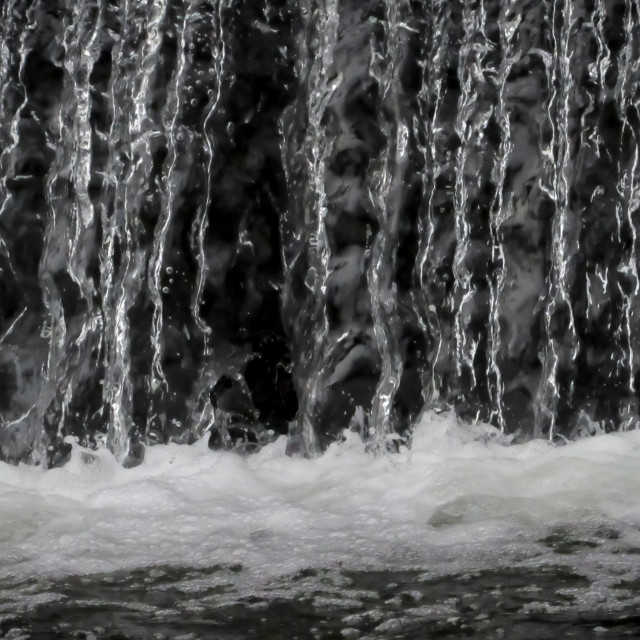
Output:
[[4, 415, 640, 638], [1, 0, 640, 637]]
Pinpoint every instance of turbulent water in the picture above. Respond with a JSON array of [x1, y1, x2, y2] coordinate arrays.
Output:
[[0, 0, 639, 465], [4, 414, 640, 638], [4, 4, 640, 637]]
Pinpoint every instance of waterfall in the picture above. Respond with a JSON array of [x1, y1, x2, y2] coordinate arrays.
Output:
[[0, 0, 639, 466]]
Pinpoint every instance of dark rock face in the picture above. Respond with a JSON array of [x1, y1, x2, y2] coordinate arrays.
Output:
[[0, 0, 639, 465]]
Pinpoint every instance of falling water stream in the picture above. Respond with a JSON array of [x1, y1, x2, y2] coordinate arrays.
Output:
[[1, 0, 640, 637]]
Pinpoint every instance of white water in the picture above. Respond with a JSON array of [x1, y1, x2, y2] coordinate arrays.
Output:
[[3, 413, 640, 609]]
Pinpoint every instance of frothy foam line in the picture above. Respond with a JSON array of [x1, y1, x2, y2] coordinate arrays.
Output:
[[2, 413, 640, 591]]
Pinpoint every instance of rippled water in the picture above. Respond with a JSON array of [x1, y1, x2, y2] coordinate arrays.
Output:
[[7, 565, 640, 639], [4, 414, 640, 637]]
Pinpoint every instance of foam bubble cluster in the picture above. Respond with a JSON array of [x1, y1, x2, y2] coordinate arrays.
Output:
[[3, 412, 640, 598]]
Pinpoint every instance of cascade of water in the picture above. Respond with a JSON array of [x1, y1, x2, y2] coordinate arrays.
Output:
[[413, 0, 451, 411], [148, 0, 189, 412], [281, 0, 338, 453], [101, 0, 159, 462], [0, 0, 639, 464], [414, 1, 466, 420], [452, 0, 497, 424], [488, 2, 546, 436], [189, 0, 228, 441], [487, 1, 517, 434], [0, 1, 24, 154], [0, 1, 31, 357], [121, 0, 169, 450], [366, 0, 410, 447], [36, 0, 104, 466], [572, 0, 623, 434], [612, 0, 640, 430], [534, 0, 579, 439], [0, 0, 67, 465]]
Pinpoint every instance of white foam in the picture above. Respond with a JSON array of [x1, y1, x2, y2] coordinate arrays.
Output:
[[3, 412, 640, 592]]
